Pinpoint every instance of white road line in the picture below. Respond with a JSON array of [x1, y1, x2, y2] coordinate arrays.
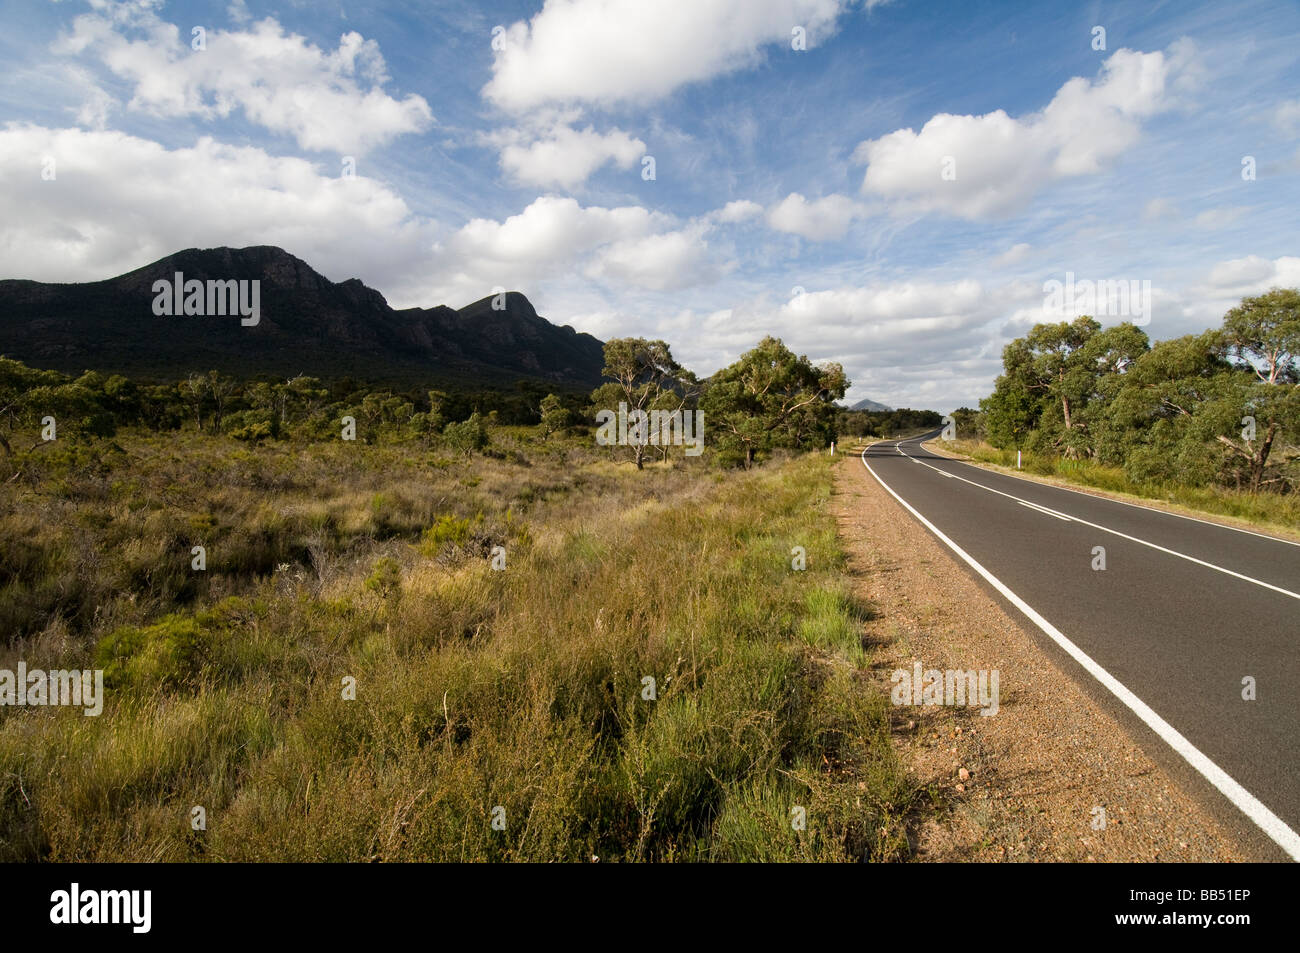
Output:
[[913, 436, 1300, 550], [1019, 500, 1072, 521], [894, 440, 1300, 602], [859, 444, 1300, 861]]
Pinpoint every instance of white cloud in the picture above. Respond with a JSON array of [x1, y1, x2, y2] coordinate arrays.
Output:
[[992, 242, 1031, 266], [54, 7, 432, 153], [483, 0, 850, 111], [1275, 99, 1300, 137], [430, 196, 731, 303], [447, 195, 668, 267], [714, 199, 764, 223], [782, 279, 995, 332], [1142, 197, 1180, 222], [585, 223, 721, 291], [1202, 255, 1300, 298], [0, 124, 433, 295], [1193, 206, 1248, 229], [767, 192, 864, 241], [0, 125, 727, 312], [492, 122, 645, 190], [677, 277, 1042, 410], [63, 66, 115, 130], [854, 43, 1198, 219], [1149, 255, 1300, 336]]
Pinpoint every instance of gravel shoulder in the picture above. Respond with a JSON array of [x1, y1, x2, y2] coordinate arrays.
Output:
[[832, 446, 1273, 862]]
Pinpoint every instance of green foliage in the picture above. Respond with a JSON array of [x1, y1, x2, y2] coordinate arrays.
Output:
[[363, 556, 402, 598], [95, 616, 205, 692], [92, 597, 262, 693], [0, 433, 916, 862], [222, 410, 274, 442], [592, 338, 698, 469], [949, 407, 984, 442], [980, 289, 1300, 494], [538, 393, 572, 439], [846, 407, 944, 439], [419, 514, 480, 556], [442, 412, 489, 457], [700, 336, 848, 467]]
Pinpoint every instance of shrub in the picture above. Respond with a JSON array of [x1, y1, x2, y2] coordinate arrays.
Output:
[[363, 556, 402, 599]]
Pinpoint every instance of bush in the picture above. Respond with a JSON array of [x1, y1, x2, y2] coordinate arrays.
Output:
[[363, 556, 402, 599], [95, 615, 205, 692], [443, 413, 489, 457]]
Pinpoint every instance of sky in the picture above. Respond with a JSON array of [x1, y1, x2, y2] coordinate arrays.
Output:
[[1, 0, 1298, 411]]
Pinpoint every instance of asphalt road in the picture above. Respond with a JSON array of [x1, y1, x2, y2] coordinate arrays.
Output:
[[862, 431, 1300, 861]]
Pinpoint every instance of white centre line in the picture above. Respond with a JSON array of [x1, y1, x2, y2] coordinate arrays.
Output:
[[917, 435, 1300, 549], [859, 442, 1300, 861], [1019, 500, 1072, 521], [894, 439, 1300, 602]]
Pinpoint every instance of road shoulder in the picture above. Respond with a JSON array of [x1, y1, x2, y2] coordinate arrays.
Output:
[[832, 448, 1270, 862]]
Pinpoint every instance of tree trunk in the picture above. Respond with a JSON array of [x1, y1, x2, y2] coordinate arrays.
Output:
[[1250, 421, 1278, 493]]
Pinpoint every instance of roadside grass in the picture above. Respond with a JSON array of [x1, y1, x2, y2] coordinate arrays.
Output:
[[0, 430, 916, 861], [933, 438, 1300, 539]]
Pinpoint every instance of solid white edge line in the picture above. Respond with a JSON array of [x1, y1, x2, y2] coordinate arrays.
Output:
[[860, 442, 1300, 861]]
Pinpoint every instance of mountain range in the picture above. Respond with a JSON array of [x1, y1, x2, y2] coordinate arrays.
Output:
[[0, 246, 606, 390]]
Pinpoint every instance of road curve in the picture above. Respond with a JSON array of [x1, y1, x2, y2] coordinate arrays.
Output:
[[861, 431, 1300, 861]]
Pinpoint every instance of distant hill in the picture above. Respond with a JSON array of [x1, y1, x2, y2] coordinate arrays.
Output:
[[0, 246, 606, 390], [849, 397, 893, 412]]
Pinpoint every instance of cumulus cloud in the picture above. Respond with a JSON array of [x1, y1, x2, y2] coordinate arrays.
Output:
[[483, 0, 850, 111], [686, 277, 1043, 409], [62, 65, 116, 130], [436, 197, 727, 300], [54, 5, 432, 153], [714, 199, 764, 223], [783, 279, 997, 333], [992, 242, 1031, 266], [0, 124, 731, 312], [489, 122, 646, 190], [766, 192, 864, 241], [446, 196, 670, 268], [1201, 255, 1300, 298], [854, 42, 1200, 219], [585, 223, 722, 291], [0, 124, 437, 303]]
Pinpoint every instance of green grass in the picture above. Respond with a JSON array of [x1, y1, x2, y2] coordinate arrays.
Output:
[[938, 438, 1300, 535], [0, 428, 916, 861]]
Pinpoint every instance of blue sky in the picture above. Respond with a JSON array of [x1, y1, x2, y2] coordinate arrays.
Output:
[[2, 0, 1298, 410]]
